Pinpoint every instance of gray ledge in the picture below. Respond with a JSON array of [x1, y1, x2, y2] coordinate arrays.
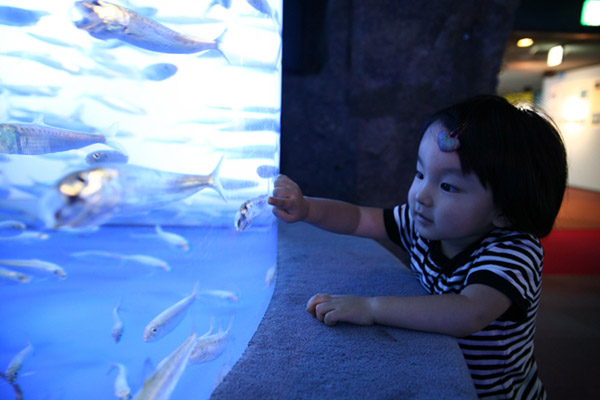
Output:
[[211, 222, 477, 399]]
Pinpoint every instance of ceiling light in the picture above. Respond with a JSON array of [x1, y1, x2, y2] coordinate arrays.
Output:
[[581, 0, 600, 26], [516, 38, 534, 47], [547, 45, 564, 67]]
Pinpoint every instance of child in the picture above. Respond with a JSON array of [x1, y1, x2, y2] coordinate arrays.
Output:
[[267, 95, 567, 400]]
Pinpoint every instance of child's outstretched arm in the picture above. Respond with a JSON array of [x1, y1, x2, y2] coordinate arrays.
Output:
[[268, 175, 387, 238], [306, 284, 512, 338]]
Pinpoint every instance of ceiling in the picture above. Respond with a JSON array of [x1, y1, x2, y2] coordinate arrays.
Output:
[[496, 0, 600, 95]]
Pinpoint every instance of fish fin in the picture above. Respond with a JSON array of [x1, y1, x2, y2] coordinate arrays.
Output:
[[141, 357, 155, 380], [208, 156, 227, 203], [32, 114, 44, 125], [192, 280, 199, 299]]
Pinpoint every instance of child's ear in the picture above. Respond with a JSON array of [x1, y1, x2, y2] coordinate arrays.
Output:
[[492, 212, 511, 229]]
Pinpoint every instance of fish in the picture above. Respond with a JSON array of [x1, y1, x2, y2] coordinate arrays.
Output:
[[74, 1, 228, 58], [86, 149, 129, 164], [112, 297, 124, 343], [0, 266, 30, 283], [5, 341, 33, 383], [143, 282, 198, 342], [0, 5, 49, 27], [198, 289, 239, 302], [265, 265, 276, 286], [0, 220, 26, 237], [0, 51, 84, 75], [0, 231, 49, 242], [188, 317, 233, 364], [108, 362, 131, 400], [41, 157, 226, 228], [154, 226, 189, 252], [0, 83, 60, 97], [0, 259, 67, 279], [234, 194, 270, 232], [141, 63, 178, 81], [0, 119, 108, 155], [121, 255, 171, 272], [71, 251, 171, 272], [133, 332, 197, 400]]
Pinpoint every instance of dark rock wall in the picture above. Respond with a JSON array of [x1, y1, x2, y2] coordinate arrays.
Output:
[[280, 0, 520, 208]]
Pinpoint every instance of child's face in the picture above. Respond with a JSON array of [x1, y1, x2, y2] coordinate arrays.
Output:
[[408, 121, 503, 257]]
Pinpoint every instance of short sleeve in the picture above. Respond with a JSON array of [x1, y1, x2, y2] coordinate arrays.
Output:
[[466, 234, 543, 321]]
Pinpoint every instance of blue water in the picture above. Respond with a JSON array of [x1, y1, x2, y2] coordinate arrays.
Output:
[[0, 224, 276, 399], [0, 0, 281, 398]]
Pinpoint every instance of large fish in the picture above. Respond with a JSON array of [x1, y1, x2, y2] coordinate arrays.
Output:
[[74, 1, 227, 58], [41, 157, 226, 228], [134, 332, 197, 400], [0, 120, 109, 155]]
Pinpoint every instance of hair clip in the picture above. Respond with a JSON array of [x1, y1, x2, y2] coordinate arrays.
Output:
[[438, 123, 466, 152]]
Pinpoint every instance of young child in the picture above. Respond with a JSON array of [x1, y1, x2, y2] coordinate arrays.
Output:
[[268, 95, 567, 400]]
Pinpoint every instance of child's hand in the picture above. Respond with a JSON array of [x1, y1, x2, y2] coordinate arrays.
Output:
[[268, 175, 309, 223], [306, 293, 375, 326]]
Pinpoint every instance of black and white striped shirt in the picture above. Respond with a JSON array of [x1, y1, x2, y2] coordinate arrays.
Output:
[[384, 204, 546, 400]]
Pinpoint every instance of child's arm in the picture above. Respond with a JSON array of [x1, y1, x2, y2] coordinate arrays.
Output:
[[306, 284, 512, 337], [268, 175, 387, 238]]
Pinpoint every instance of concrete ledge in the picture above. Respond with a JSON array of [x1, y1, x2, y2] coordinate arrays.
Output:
[[211, 222, 477, 399]]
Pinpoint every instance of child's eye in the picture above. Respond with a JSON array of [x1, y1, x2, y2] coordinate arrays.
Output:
[[440, 183, 459, 192], [415, 171, 424, 179]]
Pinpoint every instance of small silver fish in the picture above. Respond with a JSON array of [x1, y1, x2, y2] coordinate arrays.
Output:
[[143, 282, 198, 342], [234, 194, 270, 232], [188, 317, 233, 364], [0, 266, 30, 283], [42, 157, 225, 228], [86, 149, 129, 164], [134, 332, 197, 400], [0, 220, 26, 237], [5, 341, 33, 383], [107, 362, 131, 400], [0, 5, 49, 27], [155, 226, 189, 252], [0, 83, 60, 97], [122, 255, 171, 272], [0, 120, 107, 155], [74, 1, 227, 58], [112, 297, 124, 343], [0, 259, 66, 279], [70, 251, 171, 271], [198, 289, 239, 302]]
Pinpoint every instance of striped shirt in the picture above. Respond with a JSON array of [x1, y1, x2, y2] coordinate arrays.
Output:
[[384, 204, 546, 400]]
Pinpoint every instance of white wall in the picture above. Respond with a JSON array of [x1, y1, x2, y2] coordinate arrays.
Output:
[[541, 64, 600, 192]]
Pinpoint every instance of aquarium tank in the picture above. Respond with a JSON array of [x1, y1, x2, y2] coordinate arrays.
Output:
[[0, 0, 281, 398]]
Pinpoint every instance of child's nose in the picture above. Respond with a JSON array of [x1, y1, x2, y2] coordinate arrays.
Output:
[[415, 184, 433, 206]]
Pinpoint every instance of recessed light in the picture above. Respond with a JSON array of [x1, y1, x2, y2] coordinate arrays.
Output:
[[517, 38, 534, 47]]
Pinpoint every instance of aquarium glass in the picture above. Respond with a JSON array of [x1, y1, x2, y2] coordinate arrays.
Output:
[[0, 0, 281, 398]]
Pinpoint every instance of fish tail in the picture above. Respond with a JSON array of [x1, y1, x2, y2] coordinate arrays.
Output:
[[208, 156, 227, 202], [214, 28, 230, 63]]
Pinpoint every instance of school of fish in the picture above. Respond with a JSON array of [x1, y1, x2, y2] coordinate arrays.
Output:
[[0, 1, 281, 399]]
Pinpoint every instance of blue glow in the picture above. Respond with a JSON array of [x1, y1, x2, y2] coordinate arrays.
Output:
[[0, 0, 281, 398]]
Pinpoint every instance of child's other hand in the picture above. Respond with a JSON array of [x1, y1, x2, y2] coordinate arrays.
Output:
[[306, 293, 375, 326], [268, 175, 309, 223]]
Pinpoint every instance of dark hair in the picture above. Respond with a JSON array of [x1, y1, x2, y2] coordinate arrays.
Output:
[[421, 94, 567, 238]]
